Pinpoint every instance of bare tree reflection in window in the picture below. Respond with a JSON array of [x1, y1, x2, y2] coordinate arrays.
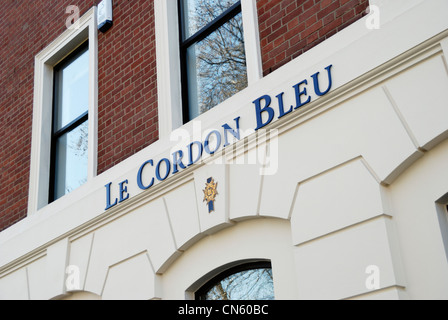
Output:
[[68, 121, 88, 192], [188, 0, 248, 116], [204, 268, 274, 300], [59, 120, 88, 195]]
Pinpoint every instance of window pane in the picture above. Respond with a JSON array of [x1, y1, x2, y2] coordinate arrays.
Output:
[[181, 0, 239, 39], [186, 12, 247, 120], [54, 46, 89, 131], [54, 121, 88, 200], [203, 268, 274, 300]]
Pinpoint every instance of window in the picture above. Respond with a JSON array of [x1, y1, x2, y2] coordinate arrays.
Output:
[[436, 194, 448, 263], [179, 0, 248, 123], [196, 261, 274, 300], [29, 7, 98, 213], [50, 42, 90, 202]]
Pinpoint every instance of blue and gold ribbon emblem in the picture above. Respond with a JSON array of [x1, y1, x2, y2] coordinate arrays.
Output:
[[203, 177, 218, 213]]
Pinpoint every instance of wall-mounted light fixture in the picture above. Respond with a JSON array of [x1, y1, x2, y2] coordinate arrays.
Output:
[[98, 0, 113, 33]]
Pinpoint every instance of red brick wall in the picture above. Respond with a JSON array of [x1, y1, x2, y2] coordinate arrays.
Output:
[[0, 0, 158, 231], [97, 0, 158, 174], [257, 0, 369, 76], [0, 0, 93, 232]]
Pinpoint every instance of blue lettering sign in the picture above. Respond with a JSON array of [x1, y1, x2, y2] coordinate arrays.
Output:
[[105, 64, 334, 210], [253, 64, 333, 130], [137, 160, 154, 190]]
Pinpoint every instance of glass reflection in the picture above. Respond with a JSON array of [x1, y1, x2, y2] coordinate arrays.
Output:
[[54, 120, 89, 199], [202, 268, 274, 300], [182, 0, 239, 39], [186, 12, 247, 120], [54, 47, 89, 131]]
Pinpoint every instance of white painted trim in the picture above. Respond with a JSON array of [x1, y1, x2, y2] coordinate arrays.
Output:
[[28, 7, 98, 214], [154, 0, 183, 139], [241, 0, 263, 84], [88, 11, 99, 182]]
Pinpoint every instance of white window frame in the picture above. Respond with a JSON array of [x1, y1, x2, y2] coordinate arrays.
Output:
[[154, 0, 263, 138], [436, 193, 448, 263], [28, 7, 98, 214]]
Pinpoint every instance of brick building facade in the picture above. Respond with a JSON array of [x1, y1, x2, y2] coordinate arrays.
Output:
[[1, 0, 159, 230], [0, 0, 368, 231], [1, 0, 448, 301]]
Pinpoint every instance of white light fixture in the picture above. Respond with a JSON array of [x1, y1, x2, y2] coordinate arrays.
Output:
[[98, 0, 113, 33]]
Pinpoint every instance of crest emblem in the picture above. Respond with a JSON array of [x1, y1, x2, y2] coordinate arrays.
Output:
[[203, 177, 218, 213]]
